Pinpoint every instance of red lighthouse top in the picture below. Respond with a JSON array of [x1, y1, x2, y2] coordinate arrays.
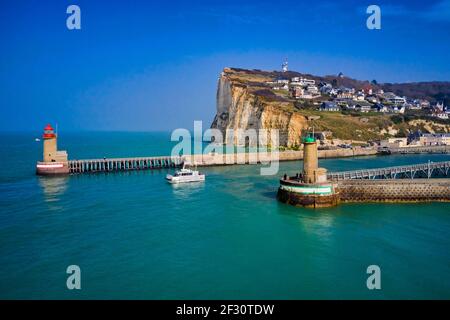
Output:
[[43, 124, 56, 139]]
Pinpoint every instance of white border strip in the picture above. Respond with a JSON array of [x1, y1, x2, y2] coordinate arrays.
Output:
[[36, 163, 64, 169]]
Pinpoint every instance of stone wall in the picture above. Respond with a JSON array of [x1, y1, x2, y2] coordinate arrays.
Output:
[[336, 179, 450, 202], [186, 147, 377, 167], [277, 189, 340, 208]]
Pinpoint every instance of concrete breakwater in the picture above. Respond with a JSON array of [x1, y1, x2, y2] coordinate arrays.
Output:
[[35, 123, 448, 177], [385, 145, 450, 154], [35, 123, 377, 175], [184, 147, 377, 166], [277, 179, 450, 208], [277, 132, 450, 208], [62, 147, 378, 175], [336, 179, 450, 203]]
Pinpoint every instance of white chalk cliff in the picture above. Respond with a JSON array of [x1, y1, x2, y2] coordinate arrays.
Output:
[[211, 68, 308, 147]]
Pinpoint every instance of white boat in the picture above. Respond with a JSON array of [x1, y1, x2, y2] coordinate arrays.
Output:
[[166, 165, 205, 184]]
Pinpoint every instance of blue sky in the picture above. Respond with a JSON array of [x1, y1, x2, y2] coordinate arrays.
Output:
[[1, 0, 449, 131]]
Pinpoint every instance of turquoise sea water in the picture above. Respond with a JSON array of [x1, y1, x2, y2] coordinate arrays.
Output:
[[0, 132, 449, 299]]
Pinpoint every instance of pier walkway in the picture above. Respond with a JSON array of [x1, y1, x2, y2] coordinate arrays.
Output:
[[327, 160, 450, 181], [66, 147, 378, 174], [68, 156, 183, 173]]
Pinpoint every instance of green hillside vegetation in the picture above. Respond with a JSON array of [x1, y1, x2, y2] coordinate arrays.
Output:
[[227, 68, 450, 140]]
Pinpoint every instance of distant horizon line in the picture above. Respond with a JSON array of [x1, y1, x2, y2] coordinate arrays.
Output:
[[0, 129, 179, 134]]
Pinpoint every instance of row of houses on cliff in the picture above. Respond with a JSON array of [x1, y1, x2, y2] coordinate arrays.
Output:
[[267, 66, 448, 119]]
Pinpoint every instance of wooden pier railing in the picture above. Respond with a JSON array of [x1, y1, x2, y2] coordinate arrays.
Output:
[[68, 156, 183, 174]]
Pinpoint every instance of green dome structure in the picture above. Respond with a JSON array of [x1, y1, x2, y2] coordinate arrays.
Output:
[[302, 133, 316, 143]]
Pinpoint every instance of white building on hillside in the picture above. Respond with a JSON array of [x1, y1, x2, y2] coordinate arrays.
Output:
[[291, 77, 315, 86], [384, 92, 406, 105], [306, 85, 319, 94]]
